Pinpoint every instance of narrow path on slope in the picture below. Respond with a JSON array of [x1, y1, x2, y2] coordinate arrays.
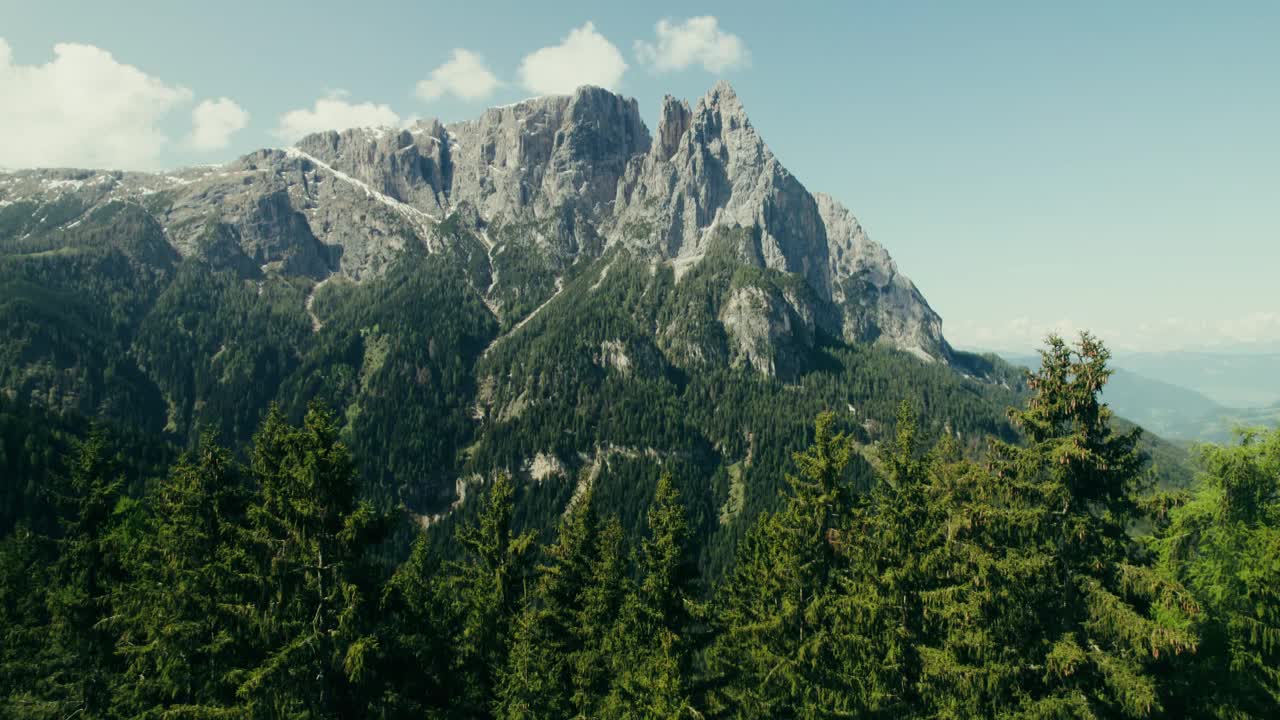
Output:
[[305, 274, 337, 332], [480, 276, 565, 360], [476, 229, 502, 317]]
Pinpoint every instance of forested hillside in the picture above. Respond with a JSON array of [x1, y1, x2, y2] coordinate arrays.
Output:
[[1, 335, 1275, 718], [0, 83, 1200, 569]]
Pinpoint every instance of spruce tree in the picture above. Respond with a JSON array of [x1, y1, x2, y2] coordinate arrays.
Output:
[[569, 515, 628, 718], [238, 404, 386, 718], [375, 532, 453, 718], [605, 473, 702, 719], [917, 334, 1200, 717], [447, 470, 536, 717], [42, 427, 128, 718], [110, 434, 253, 717], [832, 401, 938, 716], [495, 487, 602, 719], [0, 522, 59, 718], [710, 412, 873, 718], [1157, 427, 1280, 716]]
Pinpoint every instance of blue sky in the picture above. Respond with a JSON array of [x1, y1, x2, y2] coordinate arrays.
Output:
[[1, 1, 1276, 353]]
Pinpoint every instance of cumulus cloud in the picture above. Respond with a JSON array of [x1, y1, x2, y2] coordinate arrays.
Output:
[[0, 37, 193, 169], [275, 91, 402, 142], [635, 16, 749, 73], [188, 97, 249, 152], [416, 49, 500, 102], [518, 22, 627, 95]]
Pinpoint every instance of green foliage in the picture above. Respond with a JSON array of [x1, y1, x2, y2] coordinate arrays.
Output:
[[710, 412, 877, 718], [3, 282, 1267, 720], [446, 471, 536, 716], [110, 435, 254, 718], [41, 428, 129, 717], [911, 334, 1200, 718], [605, 473, 703, 718], [135, 262, 313, 445], [236, 404, 387, 718], [494, 487, 601, 719], [1156, 427, 1280, 717]]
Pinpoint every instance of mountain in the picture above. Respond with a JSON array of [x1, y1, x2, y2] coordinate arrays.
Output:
[[1112, 350, 1280, 408], [1, 83, 948, 365], [0, 82, 1189, 569], [1101, 368, 1224, 439]]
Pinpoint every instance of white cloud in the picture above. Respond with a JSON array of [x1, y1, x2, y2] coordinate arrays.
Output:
[[635, 16, 749, 73], [0, 37, 192, 170], [518, 22, 627, 95], [416, 49, 500, 102], [275, 92, 402, 142], [949, 317, 1089, 353], [188, 97, 249, 152]]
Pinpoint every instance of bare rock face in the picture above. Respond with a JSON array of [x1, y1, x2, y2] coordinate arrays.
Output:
[[445, 86, 650, 222], [612, 81, 947, 361], [815, 192, 948, 360], [295, 121, 452, 215], [718, 282, 817, 378], [615, 82, 829, 295]]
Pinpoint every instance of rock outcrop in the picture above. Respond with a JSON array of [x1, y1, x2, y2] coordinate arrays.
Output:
[[446, 86, 650, 221], [611, 81, 948, 360]]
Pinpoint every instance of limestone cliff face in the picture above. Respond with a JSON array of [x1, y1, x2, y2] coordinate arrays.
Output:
[[295, 122, 453, 215], [445, 86, 650, 221], [719, 284, 816, 378], [611, 81, 948, 361], [0, 82, 951, 364], [614, 83, 829, 300], [815, 192, 948, 360]]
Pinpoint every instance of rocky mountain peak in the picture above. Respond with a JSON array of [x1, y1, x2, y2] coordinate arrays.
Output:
[[294, 122, 453, 214], [615, 82, 828, 287], [611, 82, 949, 362], [437, 85, 650, 221], [655, 95, 692, 161], [0, 82, 952, 365], [698, 80, 751, 125]]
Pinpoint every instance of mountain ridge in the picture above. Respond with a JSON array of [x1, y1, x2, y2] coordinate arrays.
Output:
[[0, 81, 950, 366]]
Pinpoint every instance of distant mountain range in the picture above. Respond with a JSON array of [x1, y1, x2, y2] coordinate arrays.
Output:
[[1111, 350, 1280, 408]]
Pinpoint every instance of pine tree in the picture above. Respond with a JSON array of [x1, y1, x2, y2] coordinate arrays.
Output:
[[110, 434, 253, 718], [569, 515, 627, 718], [1157, 426, 1280, 716], [0, 522, 59, 718], [495, 487, 602, 719], [41, 427, 128, 718], [917, 334, 1200, 718], [374, 532, 453, 718], [831, 401, 939, 716], [710, 412, 874, 718], [238, 403, 387, 718], [606, 473, 702, 718], [447, 470, 536, 717]]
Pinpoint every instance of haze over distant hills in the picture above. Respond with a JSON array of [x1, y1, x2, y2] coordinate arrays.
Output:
[[1111, 349, 1280, 408], [1002, 350, 1280, 443]]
